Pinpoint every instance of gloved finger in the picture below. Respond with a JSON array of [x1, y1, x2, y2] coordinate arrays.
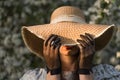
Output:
[[54, 43, 61, 55], [80, 34, 90, 45], [85, 33, 95, 45], [51, 37, 61, 49], [77, 39, 87, 48], [48, 35, 58, 47], [44, 34, 54, 47]]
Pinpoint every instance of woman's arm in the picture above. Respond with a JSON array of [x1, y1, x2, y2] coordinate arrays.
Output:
[[46, 72, 61, 80], [43, 34, 61, 80], [80, 74, 93, 80], [77, 33, 95, 80]]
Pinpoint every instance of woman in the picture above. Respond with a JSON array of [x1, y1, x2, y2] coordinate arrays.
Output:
[[20, 6, 120, 80], [20, 33, 94, 80], [20, 34, 120, 80]]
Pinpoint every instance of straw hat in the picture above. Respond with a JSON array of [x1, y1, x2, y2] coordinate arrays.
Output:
[[21, 6, 117, 59]]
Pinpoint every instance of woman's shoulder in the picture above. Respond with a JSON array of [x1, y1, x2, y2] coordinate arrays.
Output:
[[20, 68, 47, 80], [92, 64, 120, 80], [20, 64, 120, 80]]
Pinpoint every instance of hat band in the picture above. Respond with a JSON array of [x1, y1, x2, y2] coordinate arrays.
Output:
[[50, 15, 86, 24]]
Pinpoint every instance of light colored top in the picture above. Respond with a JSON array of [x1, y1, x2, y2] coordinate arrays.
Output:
[[20, 64, 120, 80]]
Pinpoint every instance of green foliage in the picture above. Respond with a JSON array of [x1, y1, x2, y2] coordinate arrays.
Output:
[[0, 0, 120, 79]]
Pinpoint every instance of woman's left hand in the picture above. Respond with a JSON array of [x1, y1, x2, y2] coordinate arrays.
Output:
[[77, 33, 95, 69]]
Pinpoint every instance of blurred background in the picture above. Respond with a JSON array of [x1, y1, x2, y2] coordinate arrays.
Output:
[[0, 0, 120, 80]]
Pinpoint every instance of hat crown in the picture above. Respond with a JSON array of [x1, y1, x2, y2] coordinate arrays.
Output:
[[50, 6, 86, 24]]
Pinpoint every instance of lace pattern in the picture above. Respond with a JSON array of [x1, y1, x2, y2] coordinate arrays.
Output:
[[92, 64, 120, 80], [20, 64, 120, 80], [20, 68, 47, 80]]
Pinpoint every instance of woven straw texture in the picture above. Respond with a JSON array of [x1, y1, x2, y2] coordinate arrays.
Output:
[[21, 6, 116, 58], [50, 6, 85, 22]]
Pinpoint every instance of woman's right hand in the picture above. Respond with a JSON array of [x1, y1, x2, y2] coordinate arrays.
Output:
[[43, 34, 61, 70]]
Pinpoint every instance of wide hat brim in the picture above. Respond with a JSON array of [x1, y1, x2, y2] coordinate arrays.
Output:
[[21, 22, 116, 59]]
